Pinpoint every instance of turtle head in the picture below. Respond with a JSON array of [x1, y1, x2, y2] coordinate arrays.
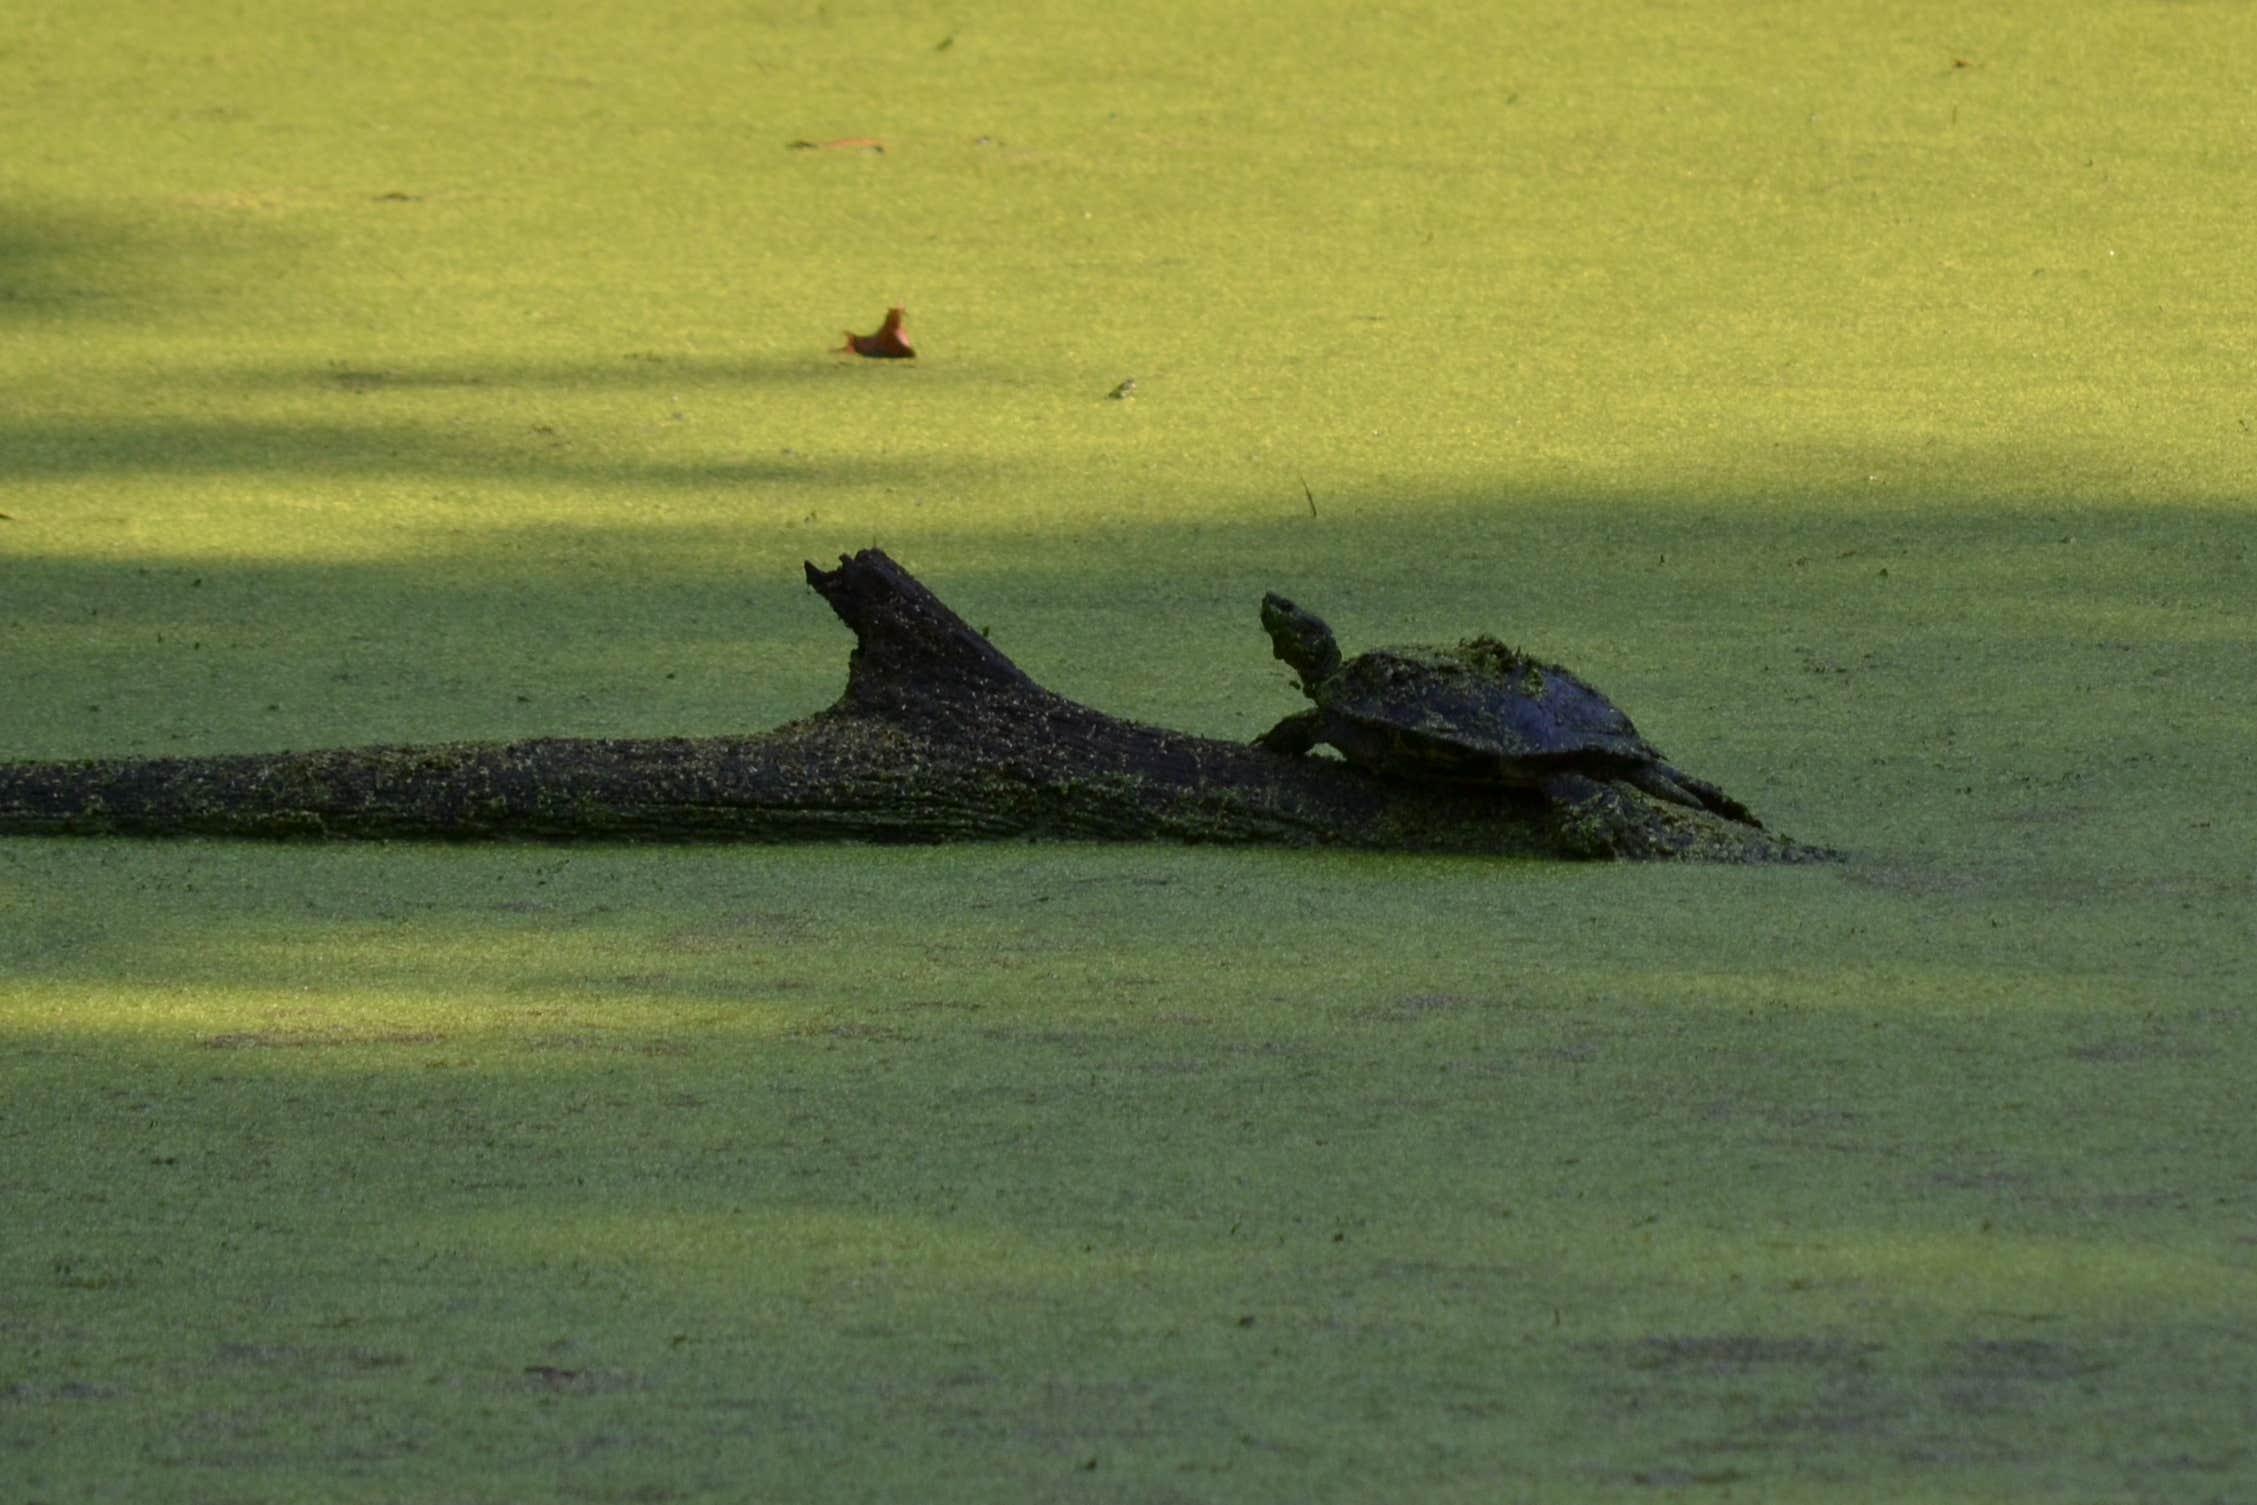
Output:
[[1259, 592, 1342, 694]]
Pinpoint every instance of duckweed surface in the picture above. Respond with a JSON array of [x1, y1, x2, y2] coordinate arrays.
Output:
[[3, 1, 2253, 1500]]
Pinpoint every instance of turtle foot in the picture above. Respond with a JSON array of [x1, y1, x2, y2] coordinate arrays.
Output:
[[1253, 710, 1323, 759], [1625, 763, 1762, 829]]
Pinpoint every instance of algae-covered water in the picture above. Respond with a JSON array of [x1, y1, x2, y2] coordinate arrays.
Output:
[[4, 2, 2253, 1499]]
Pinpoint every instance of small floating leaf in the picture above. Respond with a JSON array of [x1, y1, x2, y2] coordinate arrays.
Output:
[[841, 306, 916, 359]]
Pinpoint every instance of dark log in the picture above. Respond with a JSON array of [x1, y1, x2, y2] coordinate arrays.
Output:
[[0, 550, 1831, 861]]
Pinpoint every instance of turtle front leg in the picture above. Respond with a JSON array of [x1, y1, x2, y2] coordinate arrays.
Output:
[[1253, 710, 1324, 758]]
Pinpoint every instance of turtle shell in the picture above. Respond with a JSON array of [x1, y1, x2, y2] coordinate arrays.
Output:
[[1313, 635, 1659, 782]]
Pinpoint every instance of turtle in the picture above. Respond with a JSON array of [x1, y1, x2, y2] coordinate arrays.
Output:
[[1252, 592, 1762, 827]]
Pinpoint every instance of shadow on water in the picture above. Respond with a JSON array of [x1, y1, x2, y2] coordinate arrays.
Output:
[[0, 199, 283, 325], [228, 352, 1007, 395], [0, 412, 968, 490], [0, 206, 139, 322], [2, 470, 2249, 1503], [0, 341, 1032, 490], [3, 460, 2249, 740], [1, 468, 2250, 905]]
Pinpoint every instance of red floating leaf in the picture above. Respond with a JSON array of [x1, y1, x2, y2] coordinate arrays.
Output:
[[841, 306, 916, 359]]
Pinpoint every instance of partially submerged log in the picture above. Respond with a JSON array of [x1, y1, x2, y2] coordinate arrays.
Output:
[[0, 550, 1830, 861]]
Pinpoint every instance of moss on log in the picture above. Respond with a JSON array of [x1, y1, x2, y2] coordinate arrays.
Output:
[[0, 550, 1832, 862]]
